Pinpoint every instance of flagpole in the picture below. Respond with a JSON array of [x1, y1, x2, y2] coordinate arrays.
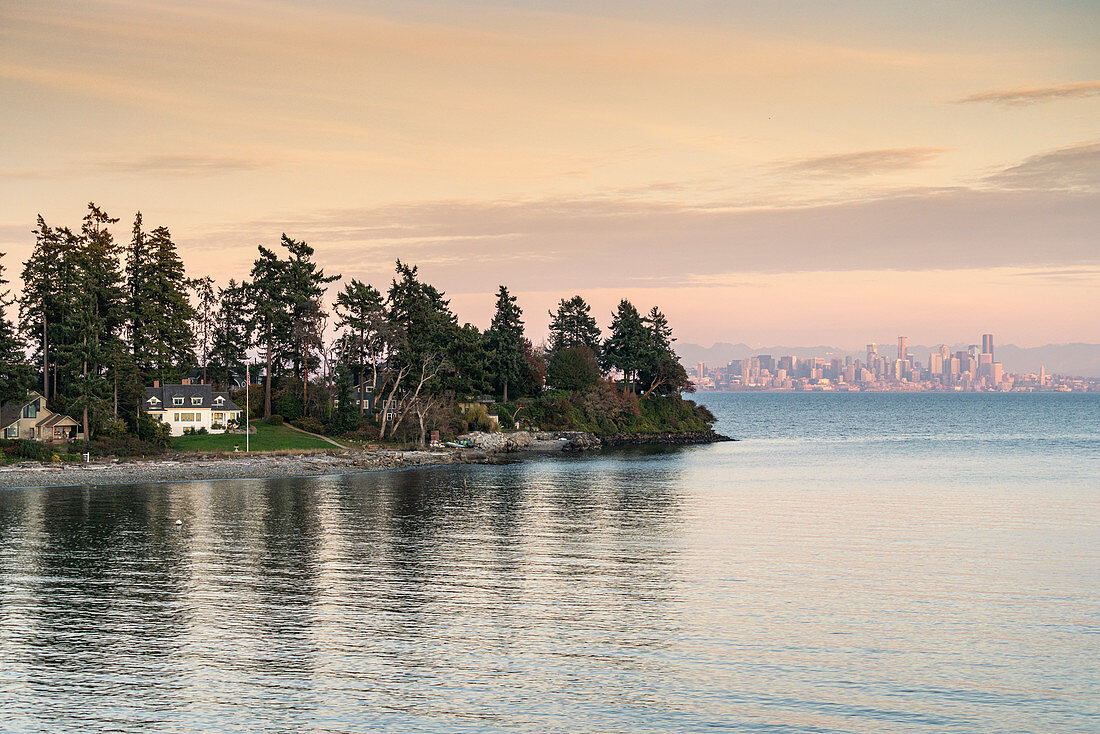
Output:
[[245, 363, 250, 452]]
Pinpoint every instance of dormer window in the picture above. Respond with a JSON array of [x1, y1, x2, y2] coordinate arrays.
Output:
[[191, 396, 203, 406], [148, 396, 160, 405], [214, 396, 225, 405], [173, 397, 184, 406]]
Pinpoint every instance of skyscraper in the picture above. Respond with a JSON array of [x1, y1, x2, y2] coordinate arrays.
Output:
[[982, 333, 994, 361], [897, 336, 908, 363]]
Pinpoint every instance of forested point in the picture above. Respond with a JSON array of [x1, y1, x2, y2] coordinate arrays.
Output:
[[0, 203, 713, 455]]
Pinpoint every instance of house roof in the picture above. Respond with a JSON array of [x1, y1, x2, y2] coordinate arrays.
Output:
[[36, 413, 78, 428], [145, 384, 241, 412], [0, 402, 20, 430], [1, 393, 42, 429]]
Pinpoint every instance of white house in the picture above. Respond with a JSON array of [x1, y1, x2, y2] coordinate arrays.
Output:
[[145, 380, 243, 436]]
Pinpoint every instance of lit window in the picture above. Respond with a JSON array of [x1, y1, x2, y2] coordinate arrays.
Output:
[[214, 412, 224, 420], [174, 413, 180, 421]]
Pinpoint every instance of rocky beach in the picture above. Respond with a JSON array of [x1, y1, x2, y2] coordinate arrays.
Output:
[[0, 430, 733, 488]]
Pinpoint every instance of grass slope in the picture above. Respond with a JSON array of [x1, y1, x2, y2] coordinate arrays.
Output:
[[173, 421, 333, 453]]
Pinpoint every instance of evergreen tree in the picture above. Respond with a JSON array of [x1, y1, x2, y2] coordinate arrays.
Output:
[[0, 249, 32, 404], [124, 212, 155, 376], [548, 295, 602, 357], [486, 285, 526, 403], [141, 225, 196, 383], [281, 236, 339, 414], [381, 261, 459, 438], [249, 244, 288, 418], [334, 279, 386, 415], [330, 367, 358, 434], [639, 306, 692, 396], [54, 204, 126, 438], [209, 279, 251, 389], [546, 345, 600, 391], [20, 216, 66, 399], [602, 299, 648, 393], [248, 235, 338, 418], [190, 276, 216, 383]]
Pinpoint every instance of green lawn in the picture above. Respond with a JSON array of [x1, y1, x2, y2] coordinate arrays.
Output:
[[173, 421, 335, 453]]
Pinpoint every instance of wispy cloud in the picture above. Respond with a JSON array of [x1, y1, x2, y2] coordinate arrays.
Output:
[[985, 142, 1100, 191], [780, 148, 948, 178], [956, 81, 1100, 106], [180, 183, 1098, 294], [1008, 267, 1100, 282], [91, 154, 270, 175]]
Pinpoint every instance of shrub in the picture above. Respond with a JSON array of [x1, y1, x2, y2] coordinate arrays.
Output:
[[547, 346, 601, 391], [12, 440, 54, 462], [463, 403, 493, 432], [69, 434, 168, 458], [348, 422, 381, 442], [273, 392, 303, 421], [267, 414, 284, 426], [137, 415, 172, 448], [295, 417, 326, 434]]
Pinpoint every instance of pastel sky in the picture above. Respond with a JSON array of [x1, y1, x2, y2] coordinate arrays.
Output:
[[2, 0, 1098, 348]]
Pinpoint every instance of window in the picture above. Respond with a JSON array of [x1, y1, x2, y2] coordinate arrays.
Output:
[[149, 396, 160, 405], [5, 425, 17, 438], [214, 396, 225, 405], [23, 402, 37, 419], [173, 397, 184, 406], [174, 413, 180, 421], [191, 396, 203, 406], [180, 413, 198, 422], [214, 412, 224, 420]]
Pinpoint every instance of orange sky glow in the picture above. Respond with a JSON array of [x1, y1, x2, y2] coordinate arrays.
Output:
[[1, 0, 1097, 347]]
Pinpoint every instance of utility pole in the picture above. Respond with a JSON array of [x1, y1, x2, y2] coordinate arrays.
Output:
[[245, 363, 250, 452]]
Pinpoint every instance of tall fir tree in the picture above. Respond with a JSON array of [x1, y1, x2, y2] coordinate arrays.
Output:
[[486, 285, 526, 403], [209, 279, 251, 389], [282, 235, 339, 410], [190, 276, 217, 383], [638, 306, 691, 397], [248, 235, 338, 418], [334, 279, 386, 415], [20, 216, 67, 399], [0, 249, 33, 405], [143, 225, 196, 381], [602, 299, 648, 393], [55, 204, 126, 438], [548, 295, 602, 357], [249, 244, 289, 418]]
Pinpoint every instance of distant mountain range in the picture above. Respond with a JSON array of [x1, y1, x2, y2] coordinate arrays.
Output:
[[675, 342, 1100, 378]]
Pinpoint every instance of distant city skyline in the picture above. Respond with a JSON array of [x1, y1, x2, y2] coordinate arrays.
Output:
[[690, 332, 1098, 392]]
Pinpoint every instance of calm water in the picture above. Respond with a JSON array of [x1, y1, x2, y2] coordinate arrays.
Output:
[[0, 393, 1097, 733]]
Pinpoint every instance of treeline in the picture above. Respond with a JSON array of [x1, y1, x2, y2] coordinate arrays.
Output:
[[0, 203, 698, 445]]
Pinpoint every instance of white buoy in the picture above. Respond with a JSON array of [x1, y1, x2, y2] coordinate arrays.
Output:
[[175, 519, 183, 526]]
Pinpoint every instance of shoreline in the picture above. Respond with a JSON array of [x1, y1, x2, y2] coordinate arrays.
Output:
[[0, 430, 733, 489]]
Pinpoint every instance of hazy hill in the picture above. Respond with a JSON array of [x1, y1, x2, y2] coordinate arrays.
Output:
[[675, 342, 1100, 378]]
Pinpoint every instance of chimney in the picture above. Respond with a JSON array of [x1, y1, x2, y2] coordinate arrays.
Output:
[[153, 380, 160, 388], [182, 378, 191, 386]]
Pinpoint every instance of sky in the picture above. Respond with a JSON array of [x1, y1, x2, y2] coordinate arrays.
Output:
[[1, 0, 1097, 348]]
